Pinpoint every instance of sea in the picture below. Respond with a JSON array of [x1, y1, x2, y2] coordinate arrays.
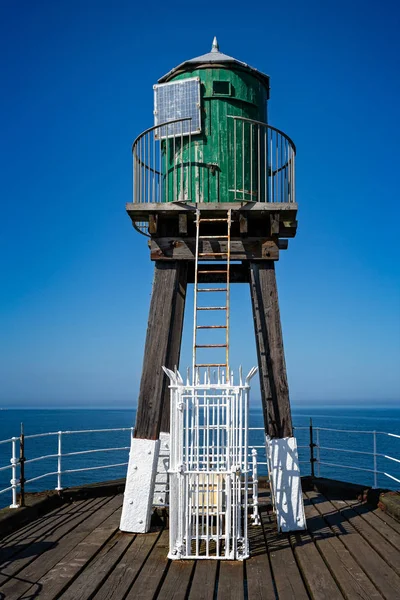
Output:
[[0, 406, 399, 509]]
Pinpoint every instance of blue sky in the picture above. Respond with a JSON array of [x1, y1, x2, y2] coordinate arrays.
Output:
[[0, 0, 399, 407]]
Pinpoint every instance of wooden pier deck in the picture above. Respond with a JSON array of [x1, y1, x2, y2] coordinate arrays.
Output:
[[1, 489, 400, 599]]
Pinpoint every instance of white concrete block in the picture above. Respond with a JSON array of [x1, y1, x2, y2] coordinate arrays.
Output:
[[120, 437, 160, 533], [153, 431, 170, 507], [267, 436, 306, 532]]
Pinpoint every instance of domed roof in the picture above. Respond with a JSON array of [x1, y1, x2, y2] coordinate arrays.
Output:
[[158, 37, 270, 91]]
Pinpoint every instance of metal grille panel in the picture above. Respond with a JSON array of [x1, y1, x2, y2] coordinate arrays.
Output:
[[154, 78, 201, 138], [164, 367, 257, 560]]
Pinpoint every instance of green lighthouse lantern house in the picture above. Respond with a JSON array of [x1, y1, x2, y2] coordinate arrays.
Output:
[[122, 39, 303, 545], [133, 37, 295, 216]]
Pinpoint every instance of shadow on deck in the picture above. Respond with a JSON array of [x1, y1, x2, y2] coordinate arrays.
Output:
[[0, 486, 400, 600]]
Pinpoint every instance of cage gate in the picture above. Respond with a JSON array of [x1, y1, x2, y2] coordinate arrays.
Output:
[[163, 367, 257, 560]]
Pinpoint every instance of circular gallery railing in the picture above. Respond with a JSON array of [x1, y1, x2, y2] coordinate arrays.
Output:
[[131, 116, 296, 236]]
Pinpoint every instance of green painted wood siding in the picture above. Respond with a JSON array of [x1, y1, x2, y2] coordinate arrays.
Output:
[[163, 67, 268, 203]]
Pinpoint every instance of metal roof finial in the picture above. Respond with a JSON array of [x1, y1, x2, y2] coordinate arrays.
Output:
[[211, 36, 219, 53]]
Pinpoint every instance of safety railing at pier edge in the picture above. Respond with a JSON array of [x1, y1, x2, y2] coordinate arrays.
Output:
[[294, 421, 400, 489], [0, 426, 267, 510], [0, 427, 133, 508], [1, 424, 399, 509]]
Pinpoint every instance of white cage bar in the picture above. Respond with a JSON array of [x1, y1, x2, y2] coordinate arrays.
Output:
[[164, 366, 257, 560]]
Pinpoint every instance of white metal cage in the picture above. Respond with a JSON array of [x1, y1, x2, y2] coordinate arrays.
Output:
[[163, 366, 257, 560]]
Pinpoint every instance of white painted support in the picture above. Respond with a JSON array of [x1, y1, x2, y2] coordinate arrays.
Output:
[[153, 431, 170, 507], [266, 436, 306, 532], [120, 437, 160, 533]]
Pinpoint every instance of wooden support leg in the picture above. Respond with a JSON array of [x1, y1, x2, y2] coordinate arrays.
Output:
[[249, 261, 293, 438], [134, 261, 188, 440], [121, 261, 187, 533], [250, 262, 305, 531]]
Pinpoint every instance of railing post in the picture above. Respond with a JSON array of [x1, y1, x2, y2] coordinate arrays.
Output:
[[251, 448, 260, 525], [55, 431, 63, 492], [373, 431, 378, 489], [19, 423, 25, 507], [309, 418, 316, 478], [10, 437, 19, 508], [316, 428, 320, 477]]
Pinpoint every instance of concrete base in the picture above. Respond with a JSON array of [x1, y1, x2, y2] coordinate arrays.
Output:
[[267, 436, 306, 532], [153, 432, 170, 507], [120, 437, 160, 533]]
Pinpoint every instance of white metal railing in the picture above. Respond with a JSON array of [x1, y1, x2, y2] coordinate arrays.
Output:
[[132, 117, 193, 234], [294, 424, 400, 489], [0, 424, 266, 511], [1, 424, 398, 510], [0, 427, 133, 508], [227, 116, 296, 204]]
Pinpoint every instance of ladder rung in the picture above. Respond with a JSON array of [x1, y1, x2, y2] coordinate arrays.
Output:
[[198, 288, 228, 292], [195, 344, 227, 348], [195, 363, 227, 367], [198, 235, 229, 239], [198, 270, 227, 274], [197, 307, 227, 311], [199, 253, 227, 256], [197, 325, 227, 329], [199, 218, 228, 222]]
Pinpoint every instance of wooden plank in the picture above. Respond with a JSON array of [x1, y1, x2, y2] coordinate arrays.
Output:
[[270, 213, 279, 235], [249, 261, 293, 438], [126, 201, 298, 215], [20, 502, 127, 600], [379, 492, 400, 521], [150, 238, 279, 261], [0, 498, 101, 586], [373, 506, 400, 535], [92, 531, 161, 600], [0, 496, 121, 599], [246, 520, 275, 600], [261, 510, 309, 600], [178, 213, 188, 235], [57, 532, 133, 600], [303, 494, 383, 600], [217, 561, 244, 600], [344, 498, 400, 549], [239, 214, 248, 234], [125, 529, 170, 599], [157, 560, 195, 600], [309, 491, 400, 599], [0, 500, 82, 565], [134, 261, 188, 439], [290, 529, 344, 599], [0, 501, 71, 548], [149, 214, 158, 234], [261, 240, 280, 259], [187, 560, 217, 600], [327, 497, 400, 575]]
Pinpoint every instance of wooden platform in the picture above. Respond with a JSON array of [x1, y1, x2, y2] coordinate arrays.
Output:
[[1, 489, 400, 599], [126, 202, 298, 263]]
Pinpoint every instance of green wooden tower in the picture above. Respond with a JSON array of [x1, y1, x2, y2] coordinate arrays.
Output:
[[157, 37, 271, 204], [127, 38, 298, 447]]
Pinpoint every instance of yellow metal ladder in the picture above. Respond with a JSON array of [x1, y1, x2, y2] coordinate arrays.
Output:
[[192, 209, 232, 381]]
